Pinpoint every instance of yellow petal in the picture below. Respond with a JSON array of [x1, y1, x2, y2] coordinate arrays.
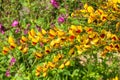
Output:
[[35, 52, 43, 58], [8, 36, 15, 43], [10, 43, 17, 49], [87, 6, 94, 13], [22, 47, 28, 53], [2, 47, 9, 54], [59, 64, 65, 69], [41, 29, 47, 35], [43, 72, 47, 77], [84, 3, 88, 9], [20, 36, 27, 43], [30, 29, 36, 37], [49, 29, 56, 36], [69, 47, 75, 55], [35, 71, 40, 77], [65, 61, 70, 67], [45, 46, 51, 54]]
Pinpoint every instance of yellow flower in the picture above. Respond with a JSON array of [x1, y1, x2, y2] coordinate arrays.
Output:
[[43, 72, 47, 77], [22, 47, 28, 54], [116, 22, 120, 32], [35, 71, 40, 77], [49, 29, 56, 38], [84, 3, 88, 10], [112, 0, 118, 3], [48, 62, 55, 69], [37, 32, 43, 39], [2, 47, 9, 55], [19, 46, 28, 54], [106, 31, 112, 39], [69, 47, 75, 55], [57, 30, 65, 37], [76, 26, 83, 34], [28, 29, 36, 39], [10, 43, 17, 49], [100, 49, 108, 57], [41, 29, 47, 35], [75, 45, 83, 55], [50, 38, 61, 48], [114, 44, 120, 51], [100, 30, 106, 39], [20, 36, 27, 44], [91, 37, 99, 45], [88, 32, 98, 39], [84, 27, 93, 34], [64, 60, 70, 67], [8, 36, 15, 43], [100, 14, 107, 22], [45, 46, 51, 54], [87, 6, 94, 13], [59, 64, 65, 69], [31, 37, 39, 45], [88, 13, 96, 23], [35, 52, 43, 59], [36, 66, 43, 72], [95, 9, 103, 15], [42, 67, 48, 72], [112, 76, 118, 80], [111, 34, 118, 42]]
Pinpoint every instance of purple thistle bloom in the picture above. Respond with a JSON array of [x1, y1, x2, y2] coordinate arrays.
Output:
[[50, 0, 59, 8], [12, 20, 19, 27], [5, 69, 10, 77], [10, 57, 16, 66], [58, 16, 65, 23]]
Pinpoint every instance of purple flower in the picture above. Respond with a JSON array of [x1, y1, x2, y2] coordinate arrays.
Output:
[[27, 23, 30, 28], [24, 29, 28, 35], [1, 30, 5, 34], [36, 25, 41, 32], [50, 0, 59, 8], [58, 16, 65, 23], [0, 24, 2, 28], [5, 69, 10, 77], [10, 57, 16, 66], [15, 28, 20, 33], [0, 24, 5, 34], [12, 20, 19, 27], [40, 42, 44, 47]]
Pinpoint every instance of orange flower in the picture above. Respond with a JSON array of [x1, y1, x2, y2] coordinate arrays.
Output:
[[2, 47, 9, 55]]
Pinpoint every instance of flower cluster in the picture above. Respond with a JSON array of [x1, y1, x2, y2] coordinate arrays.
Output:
[[2, 24, 120, 77]]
